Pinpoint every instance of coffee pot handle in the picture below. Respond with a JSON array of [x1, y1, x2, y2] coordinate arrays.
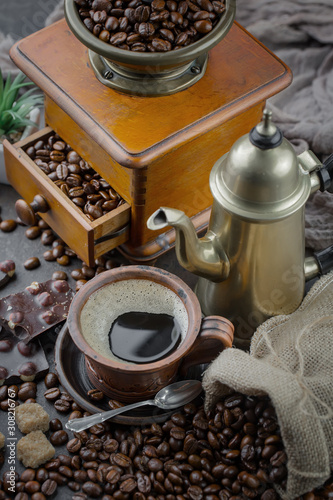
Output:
[[179, 316, 234, 377], [317, 153, 333, 193], [313, 245, 333, 276]]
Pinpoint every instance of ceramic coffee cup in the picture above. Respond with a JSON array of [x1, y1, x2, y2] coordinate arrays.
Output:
[[67, 265, 234, 402]]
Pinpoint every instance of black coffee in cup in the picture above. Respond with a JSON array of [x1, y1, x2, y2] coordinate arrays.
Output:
[[80, 279, 188, 363], [108, 311, 182, 363]]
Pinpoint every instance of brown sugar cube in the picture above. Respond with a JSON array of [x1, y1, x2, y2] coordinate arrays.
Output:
[[15, 403, 49, 434], [17, 430, 55, 468], [0, 432, 4, 449]]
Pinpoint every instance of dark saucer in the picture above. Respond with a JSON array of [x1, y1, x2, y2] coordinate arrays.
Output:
[[54, 322, 204, 425]]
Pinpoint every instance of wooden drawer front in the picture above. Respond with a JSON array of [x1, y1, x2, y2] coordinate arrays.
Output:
[[3, 128, 130, 266]]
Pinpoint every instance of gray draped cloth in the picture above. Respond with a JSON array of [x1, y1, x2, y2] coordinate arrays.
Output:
[[236, 0, 333, 251], [1, 0, 333, 250]]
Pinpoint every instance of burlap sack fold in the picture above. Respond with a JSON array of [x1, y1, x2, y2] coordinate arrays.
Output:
[[203, 271, 333, 499]]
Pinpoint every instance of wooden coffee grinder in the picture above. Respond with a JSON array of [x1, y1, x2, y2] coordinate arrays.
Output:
[[4, 0, 292, 266]]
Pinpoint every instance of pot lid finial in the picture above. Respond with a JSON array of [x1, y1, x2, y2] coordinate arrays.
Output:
[[249, 108, 283, 150]]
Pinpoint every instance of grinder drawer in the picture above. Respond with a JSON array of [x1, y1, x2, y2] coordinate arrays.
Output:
[[3, 127, 131, 266]]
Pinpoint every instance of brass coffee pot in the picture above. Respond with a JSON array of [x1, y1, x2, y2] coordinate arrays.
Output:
[[147, 110, 333, 349]]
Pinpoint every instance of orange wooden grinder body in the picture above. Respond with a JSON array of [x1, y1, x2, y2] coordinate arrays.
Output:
[[4, 19, 292, 266]]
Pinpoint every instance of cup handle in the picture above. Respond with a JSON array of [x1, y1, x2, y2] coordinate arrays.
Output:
[[179, 316, 234, 377]]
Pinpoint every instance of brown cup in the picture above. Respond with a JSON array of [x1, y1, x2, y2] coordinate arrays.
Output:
[[67, 265, 233, 402]]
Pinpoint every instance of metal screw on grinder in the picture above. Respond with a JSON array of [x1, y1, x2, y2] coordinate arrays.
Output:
[[191, 66, 201, 75], [103, 70, 113, 80]]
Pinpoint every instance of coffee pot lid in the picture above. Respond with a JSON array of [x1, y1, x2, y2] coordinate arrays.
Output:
[[210, 110, 311, 221]]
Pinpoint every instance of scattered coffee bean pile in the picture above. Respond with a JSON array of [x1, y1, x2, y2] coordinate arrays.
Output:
[[75, 0, 226, 52], [1, 372, 333, 498], [25, 134, 124, 222]]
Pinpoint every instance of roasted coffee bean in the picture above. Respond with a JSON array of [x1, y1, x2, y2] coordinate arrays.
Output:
[[41, 479, 57, 496], [50, 430, 69, 446], [261, 489, 278, 500], [71, 494, 87, 500], [71, 268, 85, 281], [50, 150, 65, 162], [14, 493, 29, 500], [54, 398, 71, 412], [87, 388, 104, 401], [120, 477, 137, 493], [20, 469, 36, 482], [69, 410, 83, 420], [44, 458, 61, 471], [35, 469, 48, 484], [30, 493, 46, 500], [76, 279, 87, 291], [49, 418, 63, 432], [44, 387, 60, 401], [26, 146, 36, 158], [7, 384, 18, 398], [57, 255, 70, 266], [41, 229, 55, 245], [43, 250, 56, 262], [24, 257, 40, 270], [24, 481, 40, 494], [74, 470, 88, 484], [18, 385, 36, 401], [0, 219, 17, 232], [106, 469, 121, 484], [58, 465, 73, 478], [82, 481, 103, 497], [0, 386, 8, 402], [68, 481, 81, 492], [81, 266, 95, 279], [52, 271, 68, 280], [152, 37, 172, 51], [44, 372, 59, 388], [25, 226, 41, 239], [20, 381, 37, 391], [67, 438, 82, 453], [52, 245, 64, 258], [38, 219, 50, 229], [114, 453, 132, 468], [80, 448, 98, 461], [47, 471, 68, 486], [53, 141, 66, 151], [89, 423, 106, 435]]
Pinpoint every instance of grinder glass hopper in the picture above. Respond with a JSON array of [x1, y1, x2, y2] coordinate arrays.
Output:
[[64, 0, 236, 96]]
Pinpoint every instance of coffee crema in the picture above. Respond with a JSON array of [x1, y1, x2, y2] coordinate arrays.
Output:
[[80, 279, 188, 363]]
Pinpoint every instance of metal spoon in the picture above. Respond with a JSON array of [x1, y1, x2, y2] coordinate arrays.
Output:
[[65, 380, 202, 432]]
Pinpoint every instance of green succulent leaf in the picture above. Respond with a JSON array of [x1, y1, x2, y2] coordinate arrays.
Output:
[[3, 109, 36, 127], [14, 88, 43, 108], [0, 69, 44, 138]]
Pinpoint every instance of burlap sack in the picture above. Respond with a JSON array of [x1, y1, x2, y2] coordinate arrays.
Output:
[[203, 271, 333, 499]]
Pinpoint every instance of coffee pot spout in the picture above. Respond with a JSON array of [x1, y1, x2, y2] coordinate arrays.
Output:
[[147, 207, 230, 282]]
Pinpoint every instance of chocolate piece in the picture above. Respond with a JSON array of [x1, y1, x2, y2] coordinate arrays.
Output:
[[0, 260, 15, 288], [0, 279, 74, 342], [0, 326, 48, 385]]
